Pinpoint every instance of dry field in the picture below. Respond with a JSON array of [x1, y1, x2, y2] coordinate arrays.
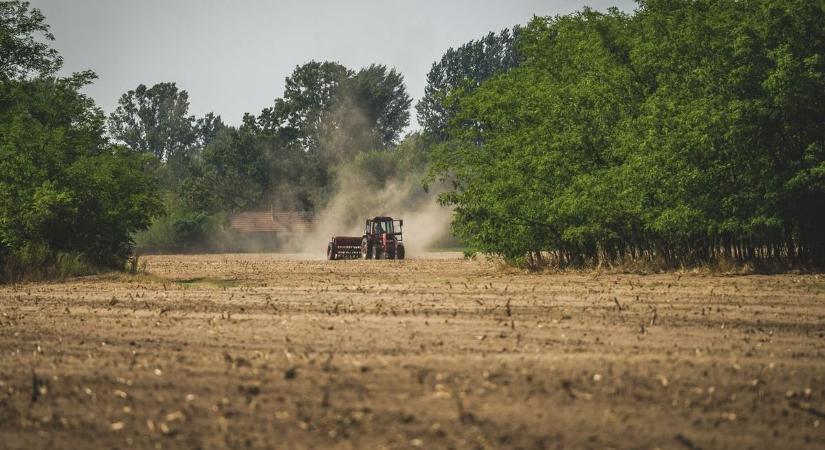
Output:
[[1, 253, 824, 449]]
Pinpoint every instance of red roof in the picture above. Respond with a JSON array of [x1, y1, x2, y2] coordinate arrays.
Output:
[[229, 211, 318, 234]]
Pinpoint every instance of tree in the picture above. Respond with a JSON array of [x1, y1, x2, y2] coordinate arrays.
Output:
[[430, 10, 635, 264], [0, 1, 62, 79], [199, 60, 415, 215], [256, 61, 411, 159], [429, 1, 825, 267], [316, 64, 412, 164], [344, 64, 412, 147], [108, 82, 226, 189], [196, 112, 226, 148], [416, 27, 521, 140], [0, 3, 163, 277], [627, 0, 825, 263], [0, 72, 163, 272], [108, 82, 198, 161], [256, 61, 353, 151], [180, 126, 268, 213]]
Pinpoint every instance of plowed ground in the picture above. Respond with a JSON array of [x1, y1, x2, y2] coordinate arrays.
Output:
[[1, 253, 824, 449]]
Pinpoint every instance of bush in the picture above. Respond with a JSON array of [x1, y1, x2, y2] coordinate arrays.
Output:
[[135, 209, 225, 253], [1, 244, 97, 282], [0, 75, 163, 282]]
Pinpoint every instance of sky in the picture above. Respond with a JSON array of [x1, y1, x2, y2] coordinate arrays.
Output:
[[31, 0, 637, 130]]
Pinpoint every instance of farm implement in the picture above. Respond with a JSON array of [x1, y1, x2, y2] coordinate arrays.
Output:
[[327, 216, 405, 260]]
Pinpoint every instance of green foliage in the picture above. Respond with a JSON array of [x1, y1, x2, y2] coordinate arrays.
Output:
[[133, 197, 225, 253], [107, 82, 226, 190], [348, 133, 429, 188], [0, 1, 62, 79], [343, 64, 413, 148], [0, 9, 164, 280], [108, 82, 197, 160], [1, 242, 97, 281], [172, 213, 211, 246], [260, 60, 353, 147], [256, 61, 411, 159], [180, 126, 267, 213], [430, 2, 825, 267], [416, 27, 522, 140], [0, 73, 164, 274], [173, 60, 414, 216]]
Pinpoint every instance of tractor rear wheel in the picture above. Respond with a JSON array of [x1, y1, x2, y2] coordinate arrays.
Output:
[[326, 242, 337, 260], [396, 245, 405, 260]]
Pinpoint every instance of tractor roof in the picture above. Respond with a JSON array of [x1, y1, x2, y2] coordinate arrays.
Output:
[[370, 216, 398, 221]]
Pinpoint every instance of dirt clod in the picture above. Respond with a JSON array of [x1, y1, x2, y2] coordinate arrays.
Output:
[[1, 253, 822, 449]]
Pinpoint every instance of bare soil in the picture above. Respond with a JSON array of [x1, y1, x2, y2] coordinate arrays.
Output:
[[1, 253, 824, 449]]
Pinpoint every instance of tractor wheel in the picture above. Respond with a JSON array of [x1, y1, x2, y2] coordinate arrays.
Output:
[[371, 244, 381, 260], [361, 239, 371, 259], [396, 245, 405, 260], [326, 242, 337, 260]]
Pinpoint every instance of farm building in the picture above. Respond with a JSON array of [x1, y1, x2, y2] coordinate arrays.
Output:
[[227, 211, 319, 251]]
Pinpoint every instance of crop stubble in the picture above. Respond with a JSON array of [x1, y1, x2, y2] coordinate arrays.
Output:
[[1, 253, 824, 449]]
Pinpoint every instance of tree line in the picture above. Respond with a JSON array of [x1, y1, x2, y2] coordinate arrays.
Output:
[[425, 0, 825, 268], [0, 1, 162, 279], [107, 61, 414, 214], [116, 61, 424, 252], [1, 1, 425, 274], [3, 0, 824, 279]]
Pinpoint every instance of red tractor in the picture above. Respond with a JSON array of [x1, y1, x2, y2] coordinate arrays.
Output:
[[326, 216, 405, 260]]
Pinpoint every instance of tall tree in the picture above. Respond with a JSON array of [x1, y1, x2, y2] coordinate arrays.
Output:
[[107, 82, 198, 162], [345, 64, 412, 147], [196, 112, 226, 148], [317, 64, 412, 163], [256, 61, 411, 158], [0, 73, 163, 272], [429, 1, 825, 267], [180, 126, 267, 213], [1, 3, 164, 276], [416, 27, 521, 140], [256, 61, 353, 151], [430, 10, 635, 263], [0, 1, 62, 80]]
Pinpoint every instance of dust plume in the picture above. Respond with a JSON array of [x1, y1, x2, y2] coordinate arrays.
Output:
[[277, 86, 455, 257], [287, 164, 454, 258]]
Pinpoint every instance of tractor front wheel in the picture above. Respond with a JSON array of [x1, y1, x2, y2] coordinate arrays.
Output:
[[361, 239, 371, 259], [371, 244, 381, 260]]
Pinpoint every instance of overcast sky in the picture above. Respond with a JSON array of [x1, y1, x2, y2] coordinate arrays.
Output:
[[31, 0, 636, 129]]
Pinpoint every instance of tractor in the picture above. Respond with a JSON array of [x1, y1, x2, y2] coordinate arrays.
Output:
[[326, 216, 405, 260]]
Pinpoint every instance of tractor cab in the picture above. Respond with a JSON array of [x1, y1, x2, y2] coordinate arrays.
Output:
[[361, 216, 405, 259], [366, 217, 403, 240]]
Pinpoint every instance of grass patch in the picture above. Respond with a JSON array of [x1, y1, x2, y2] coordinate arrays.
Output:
[[175, 277, 241, 288], [96, 273, 241, 288], [2, 245, 102, 283]]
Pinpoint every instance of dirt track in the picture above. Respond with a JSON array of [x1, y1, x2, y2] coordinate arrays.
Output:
[[1, 253, 824, 449]]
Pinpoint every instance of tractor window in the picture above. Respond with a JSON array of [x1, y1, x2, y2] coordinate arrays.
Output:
[[373, 220, 394, 234]]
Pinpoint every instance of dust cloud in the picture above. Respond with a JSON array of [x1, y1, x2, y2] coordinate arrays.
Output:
[[241, 91, 456, 258], [286, 169, 454, 258], [278, 88, 455, 257]]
